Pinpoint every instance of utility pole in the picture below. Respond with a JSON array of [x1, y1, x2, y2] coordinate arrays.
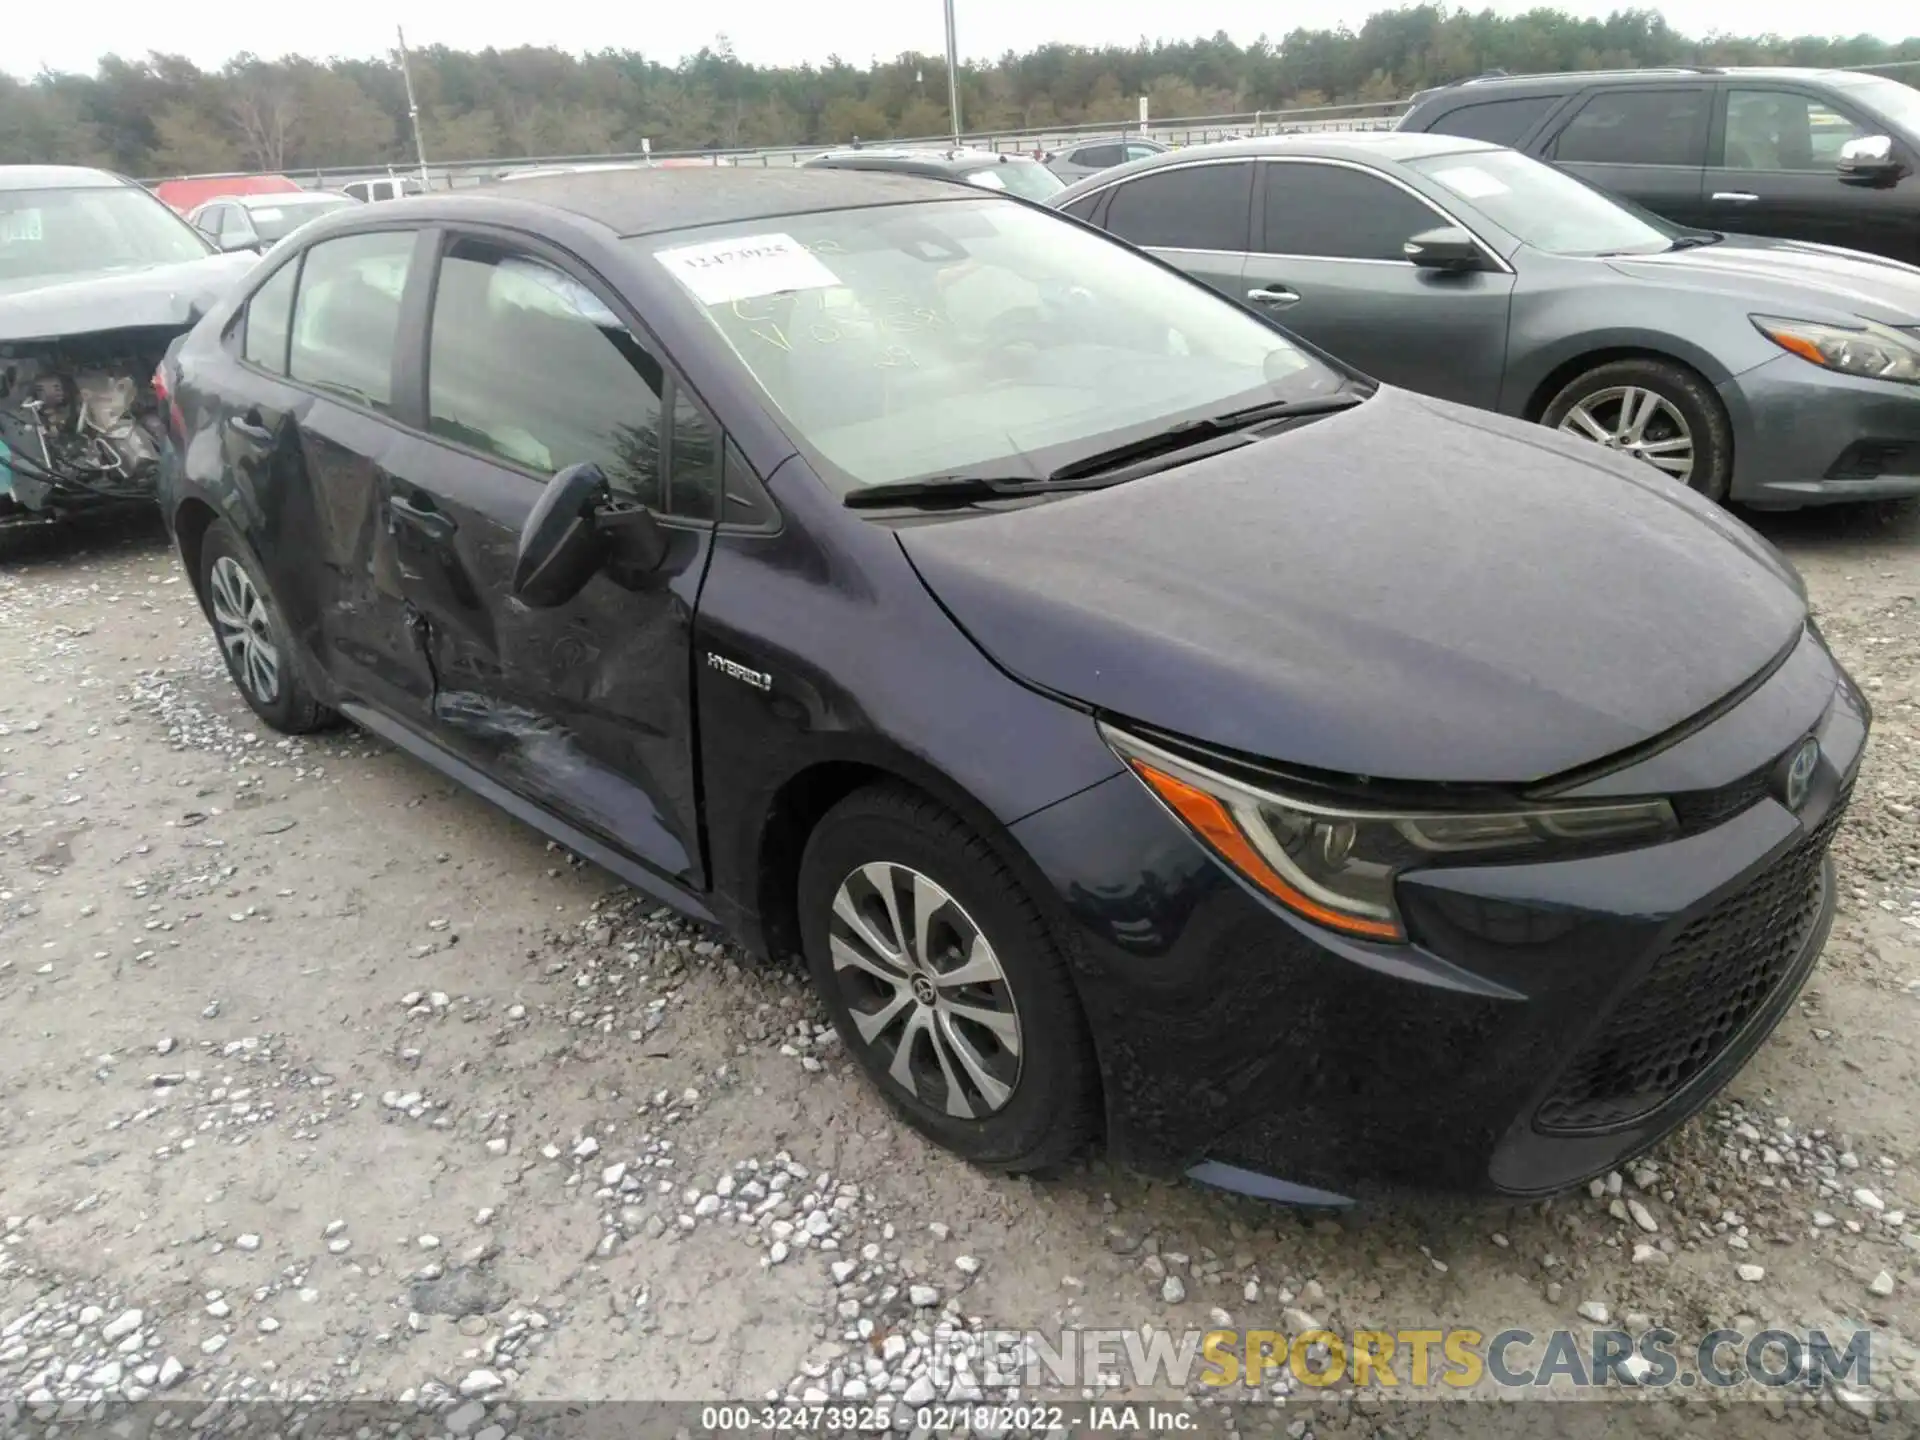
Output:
[[942, 0, 962, 145], [396, 26, 432, 191]]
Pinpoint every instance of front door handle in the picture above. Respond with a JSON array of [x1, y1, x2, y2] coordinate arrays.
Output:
[[1246, 285, 1300, 307], [227, 409, 272, 443], [389, 494, 457, 542], [1711, 191, 1760, 203]]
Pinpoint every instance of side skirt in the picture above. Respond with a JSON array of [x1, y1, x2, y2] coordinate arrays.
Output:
[[339, 701, 719, 926]]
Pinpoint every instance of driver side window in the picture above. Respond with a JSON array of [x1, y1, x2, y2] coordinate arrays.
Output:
[[426, 238, 716, 520]]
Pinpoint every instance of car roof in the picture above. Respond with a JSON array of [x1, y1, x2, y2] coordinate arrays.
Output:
[[1415, 64, 1861, 99], [410, 167, 976, 238], [0, 164, 133, 192], [235, 190, 353, 207], [1088, 131, 1499, 172]]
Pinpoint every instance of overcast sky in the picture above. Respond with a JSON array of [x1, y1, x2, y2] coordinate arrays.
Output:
[[8, 0, 1917, 78]]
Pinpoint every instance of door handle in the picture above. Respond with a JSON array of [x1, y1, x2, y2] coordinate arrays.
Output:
[[1246, 285, 1300, 306], [389, 494, 457, 542], [1711, 191, 1760, 203], [227, 410, 272, 443]]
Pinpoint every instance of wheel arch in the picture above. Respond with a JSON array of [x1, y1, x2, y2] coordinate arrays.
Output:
[[1519, 344, 1728, 423], [172, 496, 221, 614]]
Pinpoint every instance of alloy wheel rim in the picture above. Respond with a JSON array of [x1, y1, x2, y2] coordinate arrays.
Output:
[[828, 861, 1023, 1119], [208, 556, 282, 705], [1557, 385, 1696, 485]]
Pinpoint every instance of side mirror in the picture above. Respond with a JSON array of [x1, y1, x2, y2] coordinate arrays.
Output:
[[511, 463, 666, 608], [1404, 226, 1486, 272], [1838, 134, 1899, 182]]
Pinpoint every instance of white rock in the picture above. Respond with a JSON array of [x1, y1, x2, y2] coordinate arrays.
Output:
[[88, 1361, 123, 1387], [200, 1334, 228, 1355], [417, 1234, 440, 1249], [485, 1138, 509, 1156], [205, 1300, 230, 1319], [1854, 1187, 1886, 1213], [909, 1284, 941, 1308], [768, 1241, 789, 1265], [903, 1375, 937, 1405], [955, 1255, 981, 1275], [1161, 1275, 1187, 1304], [258, 1317, 280, 1333], [1813, 1211, 1837, 1228], [1577, 1301, 1610, 1324], [101, 1309, 143, 1343], [1627, 1200, 1658, 1234], [458, 1368, 505, 1397], [1869, 1270, 1896, 1297], [236, 1233, 261, 1251], [830, 1261, 856, 1284], [157, 1357, 185, 1389], [1737, 1264, 1765, 1282], [601, 1163, 628, 1187], [573, 1137, 600, 1159]]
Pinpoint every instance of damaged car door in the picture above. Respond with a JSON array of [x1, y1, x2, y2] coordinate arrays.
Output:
[[370, 231, 720, 887]]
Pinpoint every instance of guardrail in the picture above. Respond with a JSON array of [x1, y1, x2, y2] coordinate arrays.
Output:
[[141, 97, 1412, 194]]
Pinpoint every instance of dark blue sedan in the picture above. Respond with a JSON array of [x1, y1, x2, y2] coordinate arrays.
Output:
[[154, 168, 1868, 1203]]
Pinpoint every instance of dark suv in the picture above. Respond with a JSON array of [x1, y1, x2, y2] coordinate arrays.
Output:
[[1398, 66, 1920, 266]]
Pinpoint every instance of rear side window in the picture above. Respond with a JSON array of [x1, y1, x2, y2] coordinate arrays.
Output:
[[1124, 143, 1163, 161], [1071, 144, 1125, 168], [1426, 96, 1557, 147], [426, 238, 708, 516], [1261, 164, 1443, 262], [242, 260, 299, 374], [1550, 88, 1709, 167], [1104, 163, 1254, 252], [288, 230, 414, 411]]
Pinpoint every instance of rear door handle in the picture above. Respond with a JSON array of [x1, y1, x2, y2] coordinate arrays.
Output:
[[1246, 285, 1300, 307], [1711, 191, 1760, 203], [390, 494, 457, 542], [227, 409, 272, 443]]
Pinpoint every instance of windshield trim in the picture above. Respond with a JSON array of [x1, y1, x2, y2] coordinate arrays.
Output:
[[629, 195, 1358, 497]]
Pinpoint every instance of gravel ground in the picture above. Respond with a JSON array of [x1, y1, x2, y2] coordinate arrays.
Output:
[[1, 501, 1916, 1436]]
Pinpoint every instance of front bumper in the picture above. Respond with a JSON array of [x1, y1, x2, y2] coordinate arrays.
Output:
[[1011, 643, 1868, 1201], [1721, 354, 1920, 507]]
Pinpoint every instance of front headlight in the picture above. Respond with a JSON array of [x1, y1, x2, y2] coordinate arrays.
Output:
[[1752, 315, 1920, 384], [1102, 724, 1677, 944]]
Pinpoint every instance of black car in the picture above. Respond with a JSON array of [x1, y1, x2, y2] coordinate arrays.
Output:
[[156, 169, 1866, 1203], [1398, 66, 1920, 267], [802, 146, 1066, 202], [0, 165, 257, 530]]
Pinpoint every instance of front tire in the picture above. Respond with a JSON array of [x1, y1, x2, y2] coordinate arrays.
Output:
[[198, 521, 335, 734], [797, 783, 1099, 1172], [1541, 357, 1733, 503]]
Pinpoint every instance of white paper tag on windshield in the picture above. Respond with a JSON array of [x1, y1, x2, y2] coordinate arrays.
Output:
[[1430, 166, 1508, 199], [655, 233, 839, 305]]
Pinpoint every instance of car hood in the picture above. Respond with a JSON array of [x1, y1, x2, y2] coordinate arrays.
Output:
[[1605, 234, 1920, 325], [0, 252, 259, 344], [898, 388, 1808, 786]]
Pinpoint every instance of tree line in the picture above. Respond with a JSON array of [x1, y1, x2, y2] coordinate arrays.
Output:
[[1, 4, 1915, 179]]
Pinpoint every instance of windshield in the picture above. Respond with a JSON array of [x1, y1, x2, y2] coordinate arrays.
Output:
[[1837, 75, 1920, 136], [0, 185, 211, 288], [251, 197, 355, 242], [638, 198, 1340, 491], [1408, 148, 1681, 256], [965, 162, 1065, 202]]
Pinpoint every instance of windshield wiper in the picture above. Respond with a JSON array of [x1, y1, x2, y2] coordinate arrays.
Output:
[[1048, 389, 1368, 483], [843, 474, 1122, 509], [1667, 231, 1723, 251]]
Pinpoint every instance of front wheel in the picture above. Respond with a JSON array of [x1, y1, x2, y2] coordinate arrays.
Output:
[[1541, 358, 1733, 503], [199, 521, 336, 734], [797, 783, 1099, 1172]]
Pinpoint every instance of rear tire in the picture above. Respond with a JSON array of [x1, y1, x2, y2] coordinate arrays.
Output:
[[1541, 357, 1733, 503], [797, 783, 1099, 1173], [198, 521, 336, 735]]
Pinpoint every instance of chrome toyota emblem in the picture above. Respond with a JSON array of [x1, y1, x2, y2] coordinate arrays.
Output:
[[1780, 736, 1820, 813]]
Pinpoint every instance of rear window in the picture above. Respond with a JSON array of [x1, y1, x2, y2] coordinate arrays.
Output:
[[1425, 96, 1558, 147]]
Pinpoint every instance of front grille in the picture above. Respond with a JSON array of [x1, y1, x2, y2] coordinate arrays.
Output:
[[1535, 795, 1847, 1135], [1670, 767, 1772, 833]]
